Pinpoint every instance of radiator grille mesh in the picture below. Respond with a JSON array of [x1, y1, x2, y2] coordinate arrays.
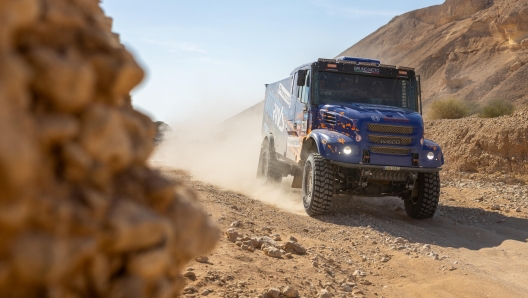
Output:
[[370, 146, 411, 155], [368, 124, 413, 135]]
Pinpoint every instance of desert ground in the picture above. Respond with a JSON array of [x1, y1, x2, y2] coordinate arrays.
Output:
[[160, 167, 528, 298]]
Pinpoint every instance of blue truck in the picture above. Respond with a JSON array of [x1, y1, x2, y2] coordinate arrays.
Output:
[[257, 56, 444, 219]]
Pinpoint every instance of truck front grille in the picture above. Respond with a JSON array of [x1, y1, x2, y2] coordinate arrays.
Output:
[[370, 146, 411, 155], [368, 135, 412, 146], [367, 124, 413, 135]]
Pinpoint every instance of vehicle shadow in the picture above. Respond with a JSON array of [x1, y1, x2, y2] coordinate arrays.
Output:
[[318, 195, 528, 251]]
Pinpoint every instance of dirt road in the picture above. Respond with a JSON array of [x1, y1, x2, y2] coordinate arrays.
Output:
[[161, 168, 528, 298]]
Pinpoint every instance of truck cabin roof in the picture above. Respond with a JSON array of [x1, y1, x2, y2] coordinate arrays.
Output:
[[290, 57, 415, 76]]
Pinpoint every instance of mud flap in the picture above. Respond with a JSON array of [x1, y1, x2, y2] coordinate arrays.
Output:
[[291, 168, 303, 189]]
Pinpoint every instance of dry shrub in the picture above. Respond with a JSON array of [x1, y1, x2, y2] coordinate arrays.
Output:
[[0, 0, 218, 297], [428, 97, 471, 119], [480, 99, 515, 118]]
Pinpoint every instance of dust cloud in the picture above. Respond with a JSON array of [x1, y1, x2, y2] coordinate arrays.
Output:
[[151, 104, 306, 215]]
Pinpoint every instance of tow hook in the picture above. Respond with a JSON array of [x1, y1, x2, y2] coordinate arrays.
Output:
[[406, 173, 418, 190], [360, 170, 372, 187]]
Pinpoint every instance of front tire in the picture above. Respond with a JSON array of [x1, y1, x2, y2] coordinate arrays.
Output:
[[257, 142, 282, 183], [404, 172, 440, 219], [302, 153, 334, 216]]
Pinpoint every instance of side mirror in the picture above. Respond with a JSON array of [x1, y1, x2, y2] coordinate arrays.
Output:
[[297, 69, 306, 86]]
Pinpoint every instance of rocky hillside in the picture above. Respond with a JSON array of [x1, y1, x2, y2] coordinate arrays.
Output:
[[339, 0, 528, 107]]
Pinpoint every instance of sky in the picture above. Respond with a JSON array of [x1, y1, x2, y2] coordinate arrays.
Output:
[[101, 0, 444, 124]]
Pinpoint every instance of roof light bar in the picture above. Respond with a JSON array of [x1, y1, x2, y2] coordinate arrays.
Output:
[[335, 56, 381, 65]]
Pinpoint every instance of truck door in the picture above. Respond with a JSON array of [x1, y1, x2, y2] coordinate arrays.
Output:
[[285, 70, 310, 162]]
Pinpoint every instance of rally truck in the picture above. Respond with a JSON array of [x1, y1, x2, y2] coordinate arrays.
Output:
[[257, 56, 444, 219]]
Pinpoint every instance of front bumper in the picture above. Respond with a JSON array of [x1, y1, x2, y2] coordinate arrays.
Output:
[[330, 161, 442, 173]]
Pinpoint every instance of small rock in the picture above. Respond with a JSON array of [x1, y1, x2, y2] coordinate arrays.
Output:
[[285, 253, 293, 259], [266, 288, 281, 298], [195, 256, 209, 263], [261, 226, 273, 233], [516, 207, 522, 212], [230, 221, 241, 227], [282, 285, 299, 298], [281, 241, 306, 255], [183, 271, 196, 280], [183, 286, 197, 294], [271, 234, 282, 241], [360, 280, 372, 285], [318, 289, 333, 298], [491, 205, 501, 211], [342, 284, 352, 292], [264, 247, 282, 258], [201, 289, 210, 296], [312, 261, 319, 268], [353, 270, 367, 277], [226, 228, 241, 242], [241, 244, 255, 252], [353, 290, 364, 296], [254, 236, 278, 249], [289, 236, 298, 242]]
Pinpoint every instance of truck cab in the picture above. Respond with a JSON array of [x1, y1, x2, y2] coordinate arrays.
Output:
[[258, 57, 443, 219]]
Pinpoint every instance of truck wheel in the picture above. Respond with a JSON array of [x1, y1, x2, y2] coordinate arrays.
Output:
[[257, 143, 282, 183], [404, 172, 440, 219], [302, 153, 334, 216]]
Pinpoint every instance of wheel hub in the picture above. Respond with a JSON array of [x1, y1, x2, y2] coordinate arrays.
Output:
[[303, 163, 313, 205]]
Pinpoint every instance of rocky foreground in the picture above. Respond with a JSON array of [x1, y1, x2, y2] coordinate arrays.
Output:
[[163, 169, 528, 298]]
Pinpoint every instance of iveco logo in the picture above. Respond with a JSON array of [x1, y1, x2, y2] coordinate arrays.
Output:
[[380, 138, 402, 145]]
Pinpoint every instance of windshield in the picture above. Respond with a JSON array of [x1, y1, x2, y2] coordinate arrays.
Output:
[[314, 71, 417, 111]]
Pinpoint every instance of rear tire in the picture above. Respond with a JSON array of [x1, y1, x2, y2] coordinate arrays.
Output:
[[302, 153, 334, 216], [257, 142, 282, 183], [404, 172, 440, 219]]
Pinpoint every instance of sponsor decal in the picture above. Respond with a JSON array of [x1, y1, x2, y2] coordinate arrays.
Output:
[[287, 137, 301, 148], [356, 134, 362, 142], [278, 83, 291, 107], [398, 70, 408, 75], [371, 115, 381, 122], [354, 66, 380, 74], [272, 102, 286, 132], [384, 166, 401, 171], [338, 138, 345, 144]]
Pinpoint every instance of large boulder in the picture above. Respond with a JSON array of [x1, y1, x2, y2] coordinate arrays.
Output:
[[0, 0, 218, 297]]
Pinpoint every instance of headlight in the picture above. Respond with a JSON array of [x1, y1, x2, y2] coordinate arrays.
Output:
[[427, 152, 435, 160], [344, 146, 352, 154]]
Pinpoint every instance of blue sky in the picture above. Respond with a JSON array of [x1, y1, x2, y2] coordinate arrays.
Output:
[[101, 0, 444, 123]]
